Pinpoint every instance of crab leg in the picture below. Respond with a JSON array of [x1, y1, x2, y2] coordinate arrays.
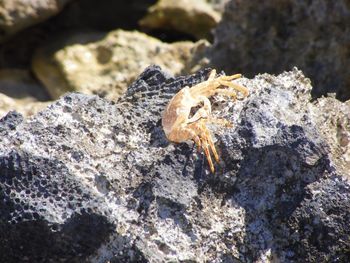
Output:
[[219, 80, 249, 97], [215, 88, 237, 101], [188, 120, 219, 172], [193, 135, 202, 151], [201, 139, 214, 172], [191, 72, 244, 98], [219, 74, 242, 81], [204, 132, 219, 163], [207, 69, 217, 81], [205, 117, 232, 128]]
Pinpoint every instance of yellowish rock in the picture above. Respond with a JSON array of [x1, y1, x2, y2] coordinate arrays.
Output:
[[32, 30, 209, 101], [139, 0, 221, 39]]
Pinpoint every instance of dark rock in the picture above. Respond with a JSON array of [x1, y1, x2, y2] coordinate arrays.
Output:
[[0, 65, 349, 262], [0, 0, 72, 42], [209, 0, 350, 101]]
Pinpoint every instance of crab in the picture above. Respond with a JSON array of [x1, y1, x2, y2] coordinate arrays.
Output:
[[162, 69, 249, 173]]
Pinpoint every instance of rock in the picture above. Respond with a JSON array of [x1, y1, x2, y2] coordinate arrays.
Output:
[[209, 0, 350, 101], [309, 96, 350, 179], [32, 29, 209, 101], [0, 69, 50, 118], [207, 0, 231, 13], [0, 0, 72, 42], [0, 93, 49, 119], [0, 66, 349, 262], [0, 0, 156, 68], [52, 0, 157, 30], [0, 69, 49, 100], [139, 0, 221, 39]]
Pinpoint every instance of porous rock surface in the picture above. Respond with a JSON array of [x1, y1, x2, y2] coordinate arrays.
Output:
[[309, 97, 350, 179], [0, 0, 72, 42], [0, 66, 349, 262], [209, 0, 350, 101]]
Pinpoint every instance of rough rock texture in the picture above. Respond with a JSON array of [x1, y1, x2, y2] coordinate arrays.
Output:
[[139, 0, 221, 39], [32, 29, 209, 101], [309, 97, 350, 179], [0, 0, 71, 42], [0, 66, 349, 262], [209, 0, 350, 101]]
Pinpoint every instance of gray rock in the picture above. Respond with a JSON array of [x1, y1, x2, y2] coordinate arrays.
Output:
[[309, 96, 350, 180], [0, 65, 349, 262], [209, 0, 350, 101]]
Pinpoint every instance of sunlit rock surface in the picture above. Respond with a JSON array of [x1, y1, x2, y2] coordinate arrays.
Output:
[[0, 66, 349, 262], [32, 30, 209, 101], [139, 0, 223, 39]]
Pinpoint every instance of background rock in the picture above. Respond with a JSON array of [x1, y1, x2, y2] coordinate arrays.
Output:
[[0, 0, 156, 68], [0, 66, 349, 262], [0, 0, 72, 42], [0, 93, 49, 119], [209, 0, 350, 101], [0, 69, 50, 118], [32, 29, 209, 100], [0, 69, 49, 101], [139, 0, 222, 39]]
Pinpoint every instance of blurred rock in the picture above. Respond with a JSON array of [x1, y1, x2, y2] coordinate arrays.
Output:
[[0, 93, 49, 119], [0, 0, 157, 69], [0, 69, 49, 100], [0, 66, 349, 262], [32, 29, 209, 101], [209, 0, 350, 101], [207, 0, 231, 12], [0, 0, 71, 42], [139, 0, 221, 39], [53, 0, 157, 31], [0, 69, 50, 118]]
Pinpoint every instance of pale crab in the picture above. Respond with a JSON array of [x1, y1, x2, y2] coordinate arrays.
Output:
[[162, 69, 249, 173]]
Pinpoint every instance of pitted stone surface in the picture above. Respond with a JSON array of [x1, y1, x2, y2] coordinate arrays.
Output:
[[0, 65, 349, 262]]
